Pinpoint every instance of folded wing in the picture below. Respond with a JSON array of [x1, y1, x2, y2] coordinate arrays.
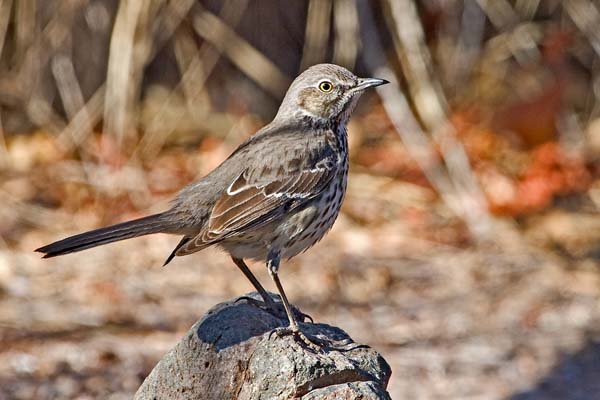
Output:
[[177, 132, 339, 256]]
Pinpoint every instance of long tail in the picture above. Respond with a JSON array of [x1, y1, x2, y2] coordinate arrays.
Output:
[[35, 213, 173, 258]]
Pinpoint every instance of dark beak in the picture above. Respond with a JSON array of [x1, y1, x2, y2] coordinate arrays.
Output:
[[353, 77, 390, 91]]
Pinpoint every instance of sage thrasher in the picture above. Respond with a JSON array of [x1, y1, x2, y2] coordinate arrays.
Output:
[[36, 63, 388, 349]]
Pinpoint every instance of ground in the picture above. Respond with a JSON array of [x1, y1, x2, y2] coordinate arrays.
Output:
[[1, 169, 599, 399]]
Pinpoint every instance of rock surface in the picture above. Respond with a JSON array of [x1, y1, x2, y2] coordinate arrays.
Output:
[[134, 292, 391, 400]]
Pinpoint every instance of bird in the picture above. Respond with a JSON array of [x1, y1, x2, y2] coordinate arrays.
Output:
[[36, 63, 388, 350]]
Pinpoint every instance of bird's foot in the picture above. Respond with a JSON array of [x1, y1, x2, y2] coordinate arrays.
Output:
[[269, 325, 331, 353], [236, 295, 313, 323]]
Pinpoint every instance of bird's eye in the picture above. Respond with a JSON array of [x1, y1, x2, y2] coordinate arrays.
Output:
[[319, 81, 333, 92]]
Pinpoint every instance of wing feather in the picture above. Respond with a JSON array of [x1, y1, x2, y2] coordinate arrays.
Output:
[[177, 166, 335, 256], [212, 167, 333, 232], [175, 124, 342, 257]]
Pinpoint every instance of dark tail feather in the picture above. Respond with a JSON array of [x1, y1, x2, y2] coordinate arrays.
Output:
[[163, 236, 191, 267], [36, 213, 172, 258]]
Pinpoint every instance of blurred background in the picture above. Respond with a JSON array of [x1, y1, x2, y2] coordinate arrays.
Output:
[[1, 0, 600, 398]]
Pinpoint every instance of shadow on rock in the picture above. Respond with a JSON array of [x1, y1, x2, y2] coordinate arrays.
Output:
[[136, 292, 392, 400]]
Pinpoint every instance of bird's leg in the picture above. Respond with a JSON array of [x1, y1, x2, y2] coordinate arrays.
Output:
[[232, 257, 312, 322], [266, 251, 326, 352], [232, 257, 277, 308]]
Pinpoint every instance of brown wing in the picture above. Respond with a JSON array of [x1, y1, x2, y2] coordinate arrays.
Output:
[[176, 152, 338, 256], [209, 167, 332, 234]]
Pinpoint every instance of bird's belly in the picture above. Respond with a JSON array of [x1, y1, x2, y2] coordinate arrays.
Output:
[[279, 193, 340, 259], [222, 172, 347, 261]]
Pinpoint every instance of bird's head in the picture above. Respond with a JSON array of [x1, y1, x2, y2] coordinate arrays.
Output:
[[275, 63, 388, 125]]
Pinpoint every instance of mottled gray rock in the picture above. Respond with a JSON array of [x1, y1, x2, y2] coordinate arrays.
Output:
[[135, 292, 391, 400]]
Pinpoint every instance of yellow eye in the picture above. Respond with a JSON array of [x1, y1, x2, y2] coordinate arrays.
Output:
[[319, 81, 333, 92]]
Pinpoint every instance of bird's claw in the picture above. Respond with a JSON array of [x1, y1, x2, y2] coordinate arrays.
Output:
[[268, 326, 331, 353]]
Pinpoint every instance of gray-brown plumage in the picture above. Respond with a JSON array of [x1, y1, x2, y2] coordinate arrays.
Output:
[[36, 63, 388, 350]]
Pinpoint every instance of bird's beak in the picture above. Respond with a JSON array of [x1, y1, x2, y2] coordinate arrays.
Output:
[[353, 77, 390, 91]]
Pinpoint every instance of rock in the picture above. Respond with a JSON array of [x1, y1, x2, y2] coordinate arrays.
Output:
[[135, 292, 391, 400]]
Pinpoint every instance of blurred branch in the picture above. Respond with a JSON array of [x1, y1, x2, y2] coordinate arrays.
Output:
[[385, 0, 493, 236], [20, 1, 80, 80], [366, 0, 493, 238], [192, 4, 290, 99], [139, 1, 250, 157], [173, 25, 211, 117], [152, 0, 195, 47], [332, 0, 360, 70], [446, 0, 486, 90], [52, 47, 100, 183], [103, 0, 158, 145], [359, 2, 457, 210], [0, 0, 13, 60], [102, 0, 194, 204], [300, 0, 333, 70], [52, 54, 88, 130], [514, 0, 540, 20], [12, 1, 84, 133], [475, 0, 540, 64], [384, 0, 448, 129], [475, 0, 518, 27], [0, 113, 7, 169], [57, 85, 105, 149], [564, 0, 600, 58], [14, 0, 36, 64], [102, 0, 195, 185]]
